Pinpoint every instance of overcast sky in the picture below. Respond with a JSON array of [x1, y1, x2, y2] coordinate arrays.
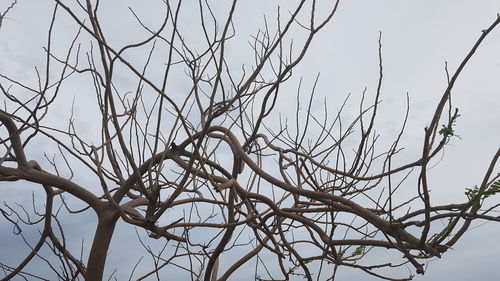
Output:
[[1, 1, 499, 280]]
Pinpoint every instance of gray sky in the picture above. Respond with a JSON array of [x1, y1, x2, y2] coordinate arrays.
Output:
[[1, 1, 499, 280]]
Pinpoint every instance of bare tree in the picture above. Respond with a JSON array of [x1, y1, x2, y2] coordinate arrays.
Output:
[[1, 1, 499, 281]]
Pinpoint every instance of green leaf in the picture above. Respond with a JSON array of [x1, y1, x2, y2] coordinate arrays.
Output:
[[464, 180, 500, 207], [490, 180, 500, 190], [465, 186, 480, 207], [439, 125, 454, 137], [352, 245, 366, 256]]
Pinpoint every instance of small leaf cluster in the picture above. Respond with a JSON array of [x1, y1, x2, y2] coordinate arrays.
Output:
[[351, 245, 366, 256], [439, 111, 461, 138], [438, 125, 454, 137], [465, 180, 500, 207]]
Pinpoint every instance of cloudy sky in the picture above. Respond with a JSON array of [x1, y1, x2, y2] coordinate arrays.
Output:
[[1, 1, 499, 280]]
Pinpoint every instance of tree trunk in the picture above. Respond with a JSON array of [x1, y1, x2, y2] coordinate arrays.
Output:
[[85, 208, 119, 281]]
